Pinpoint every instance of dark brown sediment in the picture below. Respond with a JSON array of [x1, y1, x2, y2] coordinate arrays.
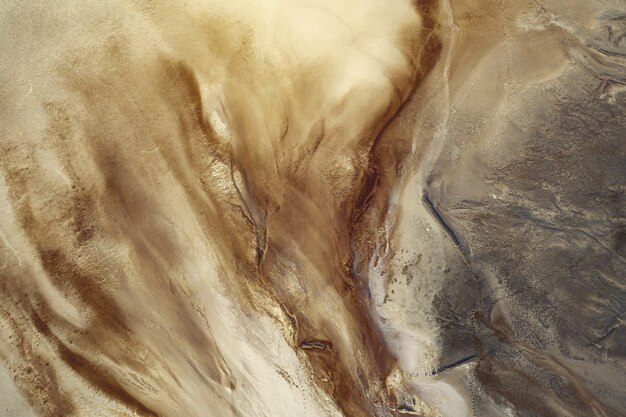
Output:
[[1, 0, 625, 416], [0, 2, 439, 412], [180, 1, 445, 414], [0, 279, 76, 417]]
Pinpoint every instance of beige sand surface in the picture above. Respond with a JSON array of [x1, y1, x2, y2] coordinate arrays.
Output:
[[1, 1, 624, 416]]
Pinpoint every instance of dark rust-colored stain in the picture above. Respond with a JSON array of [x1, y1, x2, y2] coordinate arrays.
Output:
[[0, 160, 156, 415], [71, 193, 97, 245], [347, 0, 443, 266], [0, 46, 238, 414], [351, 165, 380, 225], [319, 1, 444, 413], [149, 57, 265, 303], [83, 113, 233, 386], [0, 280, 77, 417], [37, 249, 129, 334], [1, 1, 445, 416], [31, 308, 159, 417]]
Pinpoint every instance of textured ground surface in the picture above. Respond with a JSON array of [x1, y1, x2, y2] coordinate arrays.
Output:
[[0, 1, 624, 416]]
